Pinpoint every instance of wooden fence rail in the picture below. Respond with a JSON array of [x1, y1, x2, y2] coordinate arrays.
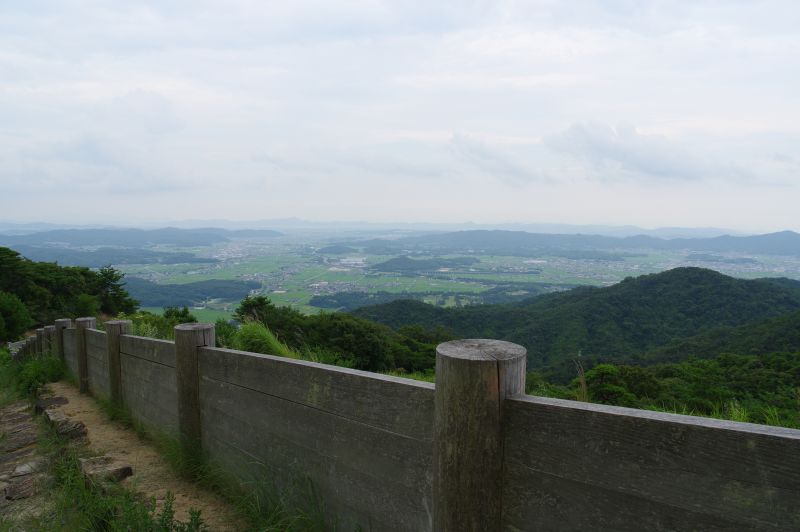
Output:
[[15, 319, 800, 531]]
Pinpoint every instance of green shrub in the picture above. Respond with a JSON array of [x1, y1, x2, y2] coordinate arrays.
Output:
[[0, 349, 17, 406], [232, 296, 437, 372], [0, 290, 33, 341], [16, 353, 66, 397], [214, 318, 237, 348], [301, 346, 355, 368], [71, 293, 100, 319], [233, 322, 299, 359], [118, 308, 199, 340], [163, 306, 197, 324]]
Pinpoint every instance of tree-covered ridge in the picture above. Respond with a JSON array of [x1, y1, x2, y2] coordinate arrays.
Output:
[[641, 310, 800, 363], [309, 282, 556, 311], [352, 267, 800, 370], [0, 247, 137, 340], [228, 295, 451, 373], [123, 277, 260, 307], [529, 353, 800, 428], [8, 245, 217, 268], [316, 245, 358, 254]]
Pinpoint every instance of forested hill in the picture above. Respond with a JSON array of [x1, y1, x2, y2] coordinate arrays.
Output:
[[124, 277, 260, 307], [352, 267, 800, 372], [642, 309, 800, 363], [0, 247, 137, 341]]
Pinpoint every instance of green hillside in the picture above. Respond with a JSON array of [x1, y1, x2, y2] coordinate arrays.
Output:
[[352, 267, 800, 371], [0, 247, 138, 340], [531, 353, 800, 428], [643, 310, 800, 363], [124, 277, 260, 307]]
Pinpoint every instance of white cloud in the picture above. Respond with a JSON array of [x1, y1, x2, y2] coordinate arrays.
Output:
[[544, 122, 752, 182], [0, 0, 799, 230]]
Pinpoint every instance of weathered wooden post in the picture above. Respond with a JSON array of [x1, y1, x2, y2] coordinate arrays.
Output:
[[35, 328, 44, 354], [41, 327, 49, 353], [44, 325, 56, 354], [432, 339, 527, 532], [106, 320, 132, 406], [54, 318, 73, 358], [175, 323, 215, 448], [75, 317, 96, 394]]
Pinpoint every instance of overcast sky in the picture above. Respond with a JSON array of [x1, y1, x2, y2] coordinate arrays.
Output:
[[1, 1, 799, 231]]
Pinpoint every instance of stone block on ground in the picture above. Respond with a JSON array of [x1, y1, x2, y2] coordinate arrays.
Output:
[[43, 409, 87, 439], [34, 396, 68, 415], [79, 456, 133, 484], [0, 402, 31, 424], [11, 458, 46, 478], [3, 474, 43, 500], [0, 425, 38, 453]]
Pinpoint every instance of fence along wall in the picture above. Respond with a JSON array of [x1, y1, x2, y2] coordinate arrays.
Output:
[[119, 335, 179, 435], [502, 396, 800, 531], [198, 346, 435, 531], [85, 329, 110, 399], [39, 319, 800, 531], [62, 327, 77, 377]]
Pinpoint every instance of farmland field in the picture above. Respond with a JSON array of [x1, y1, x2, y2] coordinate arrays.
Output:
[[104, 230, 800, 315]]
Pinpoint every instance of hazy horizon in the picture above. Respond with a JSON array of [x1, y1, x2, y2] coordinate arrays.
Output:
[[0, 216, 777, 238], [2, 1, 798, 232], [0, 217, 792, 237]]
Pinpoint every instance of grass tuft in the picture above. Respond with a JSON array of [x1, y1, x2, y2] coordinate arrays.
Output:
[[233, 322, 300, 359]]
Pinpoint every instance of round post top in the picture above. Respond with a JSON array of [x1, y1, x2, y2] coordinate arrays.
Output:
[[105, 319, 133, 326], [436, 339, 526, 361], [44, 325, 56, 331]]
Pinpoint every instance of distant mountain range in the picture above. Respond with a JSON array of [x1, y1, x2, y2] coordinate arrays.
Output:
[[0, 227, 283, 248], [160, 220, 744, 238], [352, 267, 800, 380], [6, 245, 217, 268], [0, 219, 749, 238], [347, 229, 800, 257]]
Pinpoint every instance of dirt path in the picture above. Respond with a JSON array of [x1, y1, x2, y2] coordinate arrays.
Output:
[[47, 381, 241, 530]]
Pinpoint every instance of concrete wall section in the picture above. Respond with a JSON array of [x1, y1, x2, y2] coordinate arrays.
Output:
[[63, 328, 77, 377], [120, 335, 176, 367], [85, 329, 110, 399], [501, 395, 800, 531], [198, 347, 435, 532], [119, 335, 178, 435]]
